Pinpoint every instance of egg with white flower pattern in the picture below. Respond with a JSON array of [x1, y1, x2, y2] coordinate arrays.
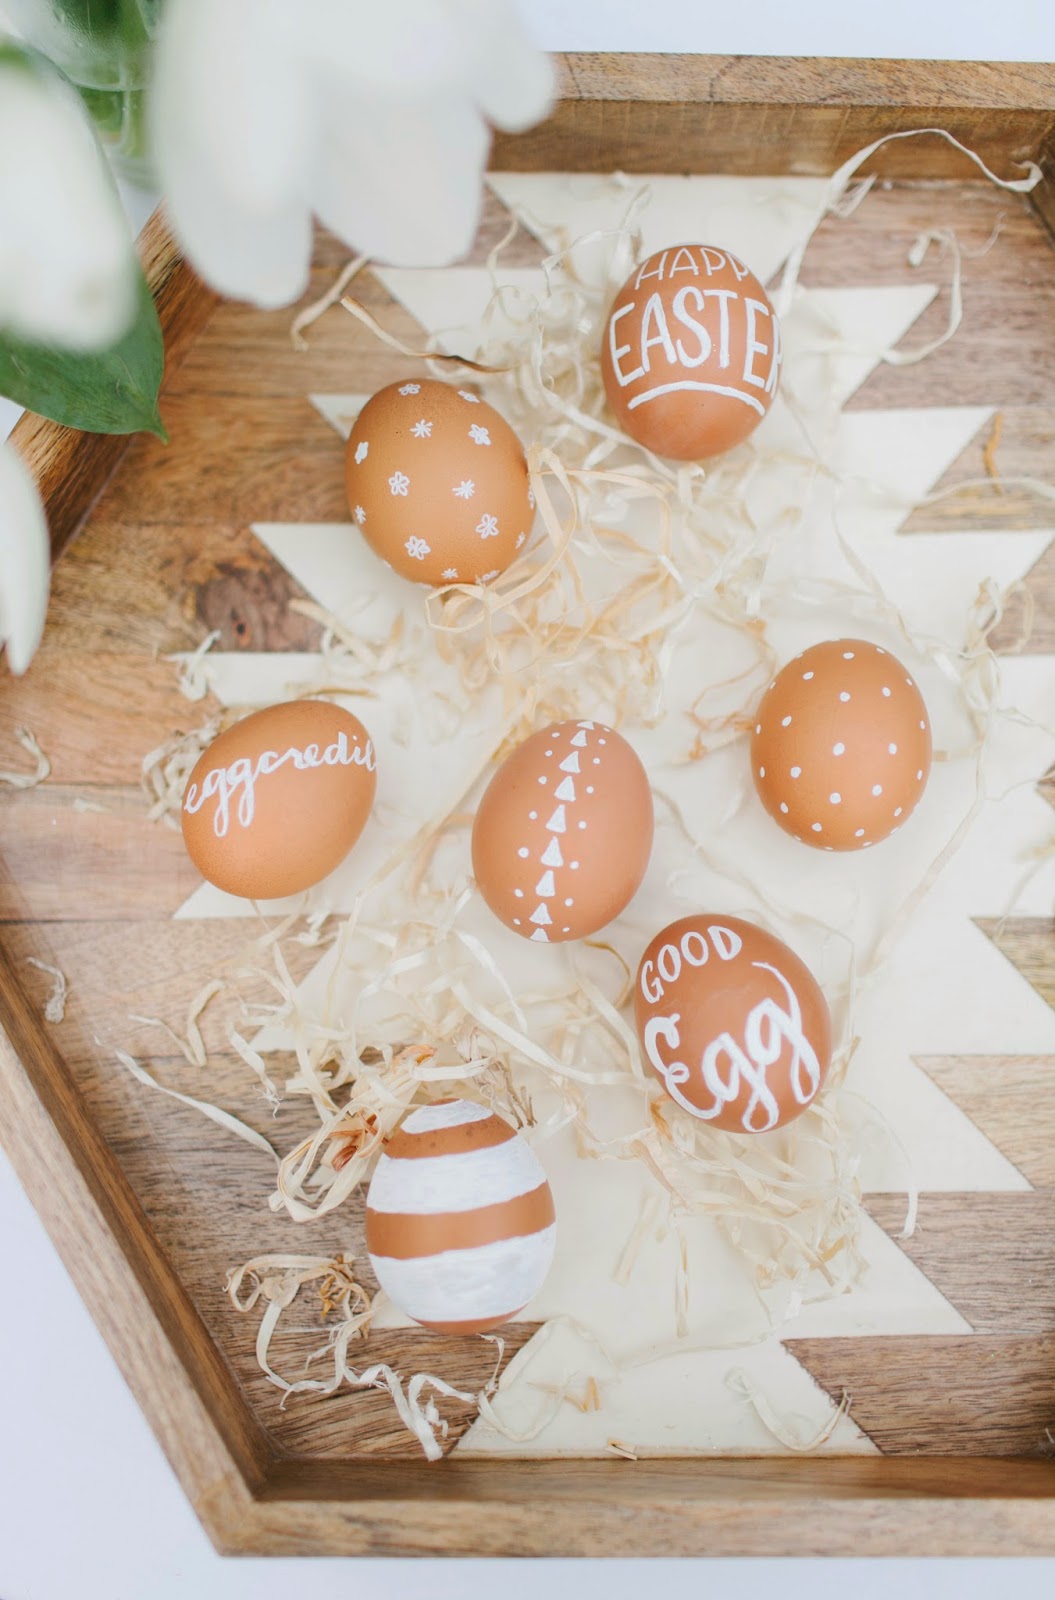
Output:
[[750, 638, 932, 851], [345, 379, 534, 586]]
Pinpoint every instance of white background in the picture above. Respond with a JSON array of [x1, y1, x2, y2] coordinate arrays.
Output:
[[4, 4, 1055, 1597]]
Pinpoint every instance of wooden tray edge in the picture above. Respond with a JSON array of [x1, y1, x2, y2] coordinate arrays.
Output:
[[3, 55, 1055, 1557]]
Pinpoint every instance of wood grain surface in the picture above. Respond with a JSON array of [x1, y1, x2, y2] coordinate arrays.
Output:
[[493, 56, 1055, 180], [3, 56, 1055, 1556]]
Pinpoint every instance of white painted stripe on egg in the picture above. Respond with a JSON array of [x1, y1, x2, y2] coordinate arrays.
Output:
[[368, 1138, 547, 1216], [400, 1100, 492, 1135], [370, 1225, 556, 1324]]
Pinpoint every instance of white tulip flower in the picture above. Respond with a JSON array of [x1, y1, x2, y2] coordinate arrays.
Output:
[[0, 44, 139, 349], [151, 0, 554, 308], [0, 441, 49, 675]]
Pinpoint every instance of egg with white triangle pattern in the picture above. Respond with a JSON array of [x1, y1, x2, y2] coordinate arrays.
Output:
[[471, 719, 654, 943]]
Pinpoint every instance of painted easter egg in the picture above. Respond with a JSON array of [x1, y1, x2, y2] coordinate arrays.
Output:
[[471, 718, 654, 943], [181, 700, 376, 899], [344, 378, 534, 587], [601, 242, 781, 460], [635, 914, 832, 1134], [751, 639, 932, 851], [365, 1099, 556, 1333]]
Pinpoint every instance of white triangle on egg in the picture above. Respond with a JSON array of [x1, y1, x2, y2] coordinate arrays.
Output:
[[555, 777, 576, 802], [535, 870, 556, 897], [546, 806, 567, 833], [559, 752, 581, 773], [540, 838, 564, 868]]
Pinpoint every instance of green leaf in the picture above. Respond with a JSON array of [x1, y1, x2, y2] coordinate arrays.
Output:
[[0, 265, 166, 439]]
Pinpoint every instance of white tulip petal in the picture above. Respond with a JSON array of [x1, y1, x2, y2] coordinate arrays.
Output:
[[0, 58, 137, 348], [152, 0, 313, 214], [151, 0, 314, 306], [312, 89, 488, 267], [454, 0, 556, 132], [0, 443, 50, 676], [302, 0, 469, 92]]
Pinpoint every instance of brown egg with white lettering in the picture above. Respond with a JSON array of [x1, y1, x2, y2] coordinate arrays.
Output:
[[181, 700, 376, 899], [635, 915, 832, 1133], [472, 718, 653, 943], [601, 242, 781, 460]]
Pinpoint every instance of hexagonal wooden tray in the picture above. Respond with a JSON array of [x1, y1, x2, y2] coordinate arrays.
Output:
[[4, 54, 1055, 1556]]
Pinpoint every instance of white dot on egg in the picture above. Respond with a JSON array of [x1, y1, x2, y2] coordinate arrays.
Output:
[[830, 792, 841, 805], [758, 766, 766, 778], [586, 785, 595, 794], [833, 742, 845, 756], [811, 822, 822, 833], [855, 828, 865, 838], [515, 888, 524, 897], [894, 807, 903, 817], [571, 861, 580, 869], [562, 926, 571, 933], [876, 647, 886, 654], [919, 720, 926, 730], [599, 739, 606, 745], [888, 743, 898, 755], [780, 802, 789, 813], [545, 749, 553, 757], [839, 691, 851, 702], [517, 847, 529, 858], [916, 769, 923, 780], [842, 650, 855, 659], [755, 723, 762, 735], [578, 821, 587, 830], [882, 687, 891, 697], [790, 765, 802, 778], [564, 898, 573, 907], [514, 918, 521, 926], [538, 776, 548, 785], [803, 671, 814, 681], [824, 844, 834, 851], [782, 715, 792, 727], [593, 757, 601, 765], [872, 784, 883, 797]]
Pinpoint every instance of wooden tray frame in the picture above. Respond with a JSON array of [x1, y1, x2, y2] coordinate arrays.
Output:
[[4, 54, 1055, 1557]]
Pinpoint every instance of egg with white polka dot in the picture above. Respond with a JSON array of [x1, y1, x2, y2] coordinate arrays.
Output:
[[472, 719, 654, 942], [750, 639, 932, 851], [345, 378, 534, 587]]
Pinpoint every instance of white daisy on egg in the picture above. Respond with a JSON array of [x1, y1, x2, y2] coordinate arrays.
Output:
[[388, 470, 410, 495], [469, 423, 491, 446], [405, 535, 430, 560], [411, 419, 433, 437]]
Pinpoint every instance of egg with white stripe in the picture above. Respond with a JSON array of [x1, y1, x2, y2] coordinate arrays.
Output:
[[365, 1099, 556, 1334], [472, 719, 654, 943]]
